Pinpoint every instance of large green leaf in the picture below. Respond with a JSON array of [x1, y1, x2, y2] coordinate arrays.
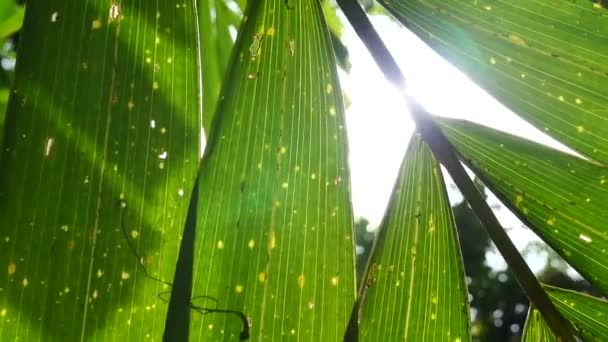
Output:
[[189, 0, 355, 340], [523, 286, 608, 341], [438, 118, 608, 294], [0, 1, 200, 340], [379, 0, 608, 164], [358, 135, 470, 341]]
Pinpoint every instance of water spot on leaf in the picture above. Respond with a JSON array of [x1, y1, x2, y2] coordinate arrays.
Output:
[[558, 95, 565, 102], [325, 83, 333, 94], [22, 278, 28, 287], [576, 126, 585, 133], [51, 12, 59, 22], [546, 218, 556, 225], [158, 151, 168, 159], [121, 271, 130, 280], [329, 106, 336, 116], [97, 269, 103, 278], [489, 57, 496, 64], [575, 98, 582, 104], [484, 5, 492, 10], [217, 240, 225, 249]]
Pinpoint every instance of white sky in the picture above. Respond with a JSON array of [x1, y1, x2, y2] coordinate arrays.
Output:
[[340, 14, 581, 276]]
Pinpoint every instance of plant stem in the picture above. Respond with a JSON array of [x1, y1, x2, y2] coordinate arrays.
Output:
[[335, 0, 576, 340]]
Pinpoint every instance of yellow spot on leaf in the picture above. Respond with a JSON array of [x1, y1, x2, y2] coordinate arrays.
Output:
[[92, 19, 102, 29], [8, 262, 16, 275], [547, 218, 556, 226], [484, 5, 492, 10], [577, 126, 585, 133], [575, 98, 582, 104], [248, 239, 255, 249], [235, 284, 244, 293], [22, 278, 28, 287], [266, 27, 275, 36], [325, 83, 333, 94], [128, 100, 135, 110], [269, 231, 276, 249], [329, 106, 336, 116], [507, 34, 526, 47], [258, 272, 267, 282], [121, 271, 131, 280], [0, 309, 6, 317], [297, 274, 305, 288], [331, 276, 338, 286], [217, 240, 224, 249], [489, 57, 496, 64], [280, 146, 287, 154]]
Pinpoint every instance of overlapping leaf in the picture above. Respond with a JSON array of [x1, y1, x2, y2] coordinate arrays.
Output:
[[379, 0, 608, 164], [358, 135, 470, 341], [438, 118, 608, 294], [199, 0, 243, 133], [0, 1, 200, 340], [523, 286, 608, 341], [189, 0, 355, 340]]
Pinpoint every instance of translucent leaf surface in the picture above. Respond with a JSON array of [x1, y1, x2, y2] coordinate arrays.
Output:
[[358, 135, 470, 341], [438, 118, 608, 294], [190, 1, 355, 340], [379, 0, 608, 164], [523, 286, 608, 341], [0, 1, 200, 340]]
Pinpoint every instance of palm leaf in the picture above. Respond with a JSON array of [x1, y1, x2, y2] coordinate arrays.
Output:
[[187, 0, 355, 340], [0, 1, 200, 340], [378, 0, 608, 164], [358, 135, 470, 341], [523, 286, 608, 341], [438, 117, 608, 295]]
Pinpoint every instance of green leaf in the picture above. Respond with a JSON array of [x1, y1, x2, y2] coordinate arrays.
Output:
[[0, 1, 24, 39], [358, 135, 470, 341], [189, 1, 355, 340], [438, 118, 608, 294], [379, 0, 608, 164], [199, 1, 243, 133], [523, 286, 608, 341], [521, 305, 557, 342], [0, 1, 200, 340]]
